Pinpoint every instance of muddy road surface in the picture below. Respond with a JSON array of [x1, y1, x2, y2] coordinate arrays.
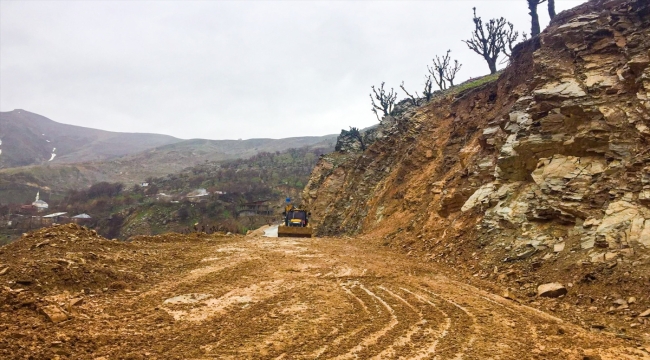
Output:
[[1, 232, 648, 359]]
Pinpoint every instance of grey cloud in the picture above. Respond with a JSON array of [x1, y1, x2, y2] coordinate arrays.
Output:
[[1, 0, 586, 139]]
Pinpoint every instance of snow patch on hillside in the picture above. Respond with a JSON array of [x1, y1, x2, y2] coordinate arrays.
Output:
[[49, 153, 56, 161]]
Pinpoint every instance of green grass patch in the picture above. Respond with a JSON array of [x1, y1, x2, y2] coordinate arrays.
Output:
[[451, 71, 502, 94]]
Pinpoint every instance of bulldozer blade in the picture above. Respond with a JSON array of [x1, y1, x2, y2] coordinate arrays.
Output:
[[277, 226, 312, 238]]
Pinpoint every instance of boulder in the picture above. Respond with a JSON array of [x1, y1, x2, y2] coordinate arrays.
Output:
[[537, 283, 567, 298]]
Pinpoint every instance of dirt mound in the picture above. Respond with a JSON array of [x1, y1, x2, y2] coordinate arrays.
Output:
[[0, 228, 228, 359], [0, 223, 141, 295]]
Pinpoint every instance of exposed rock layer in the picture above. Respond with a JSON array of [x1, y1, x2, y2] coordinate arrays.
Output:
[[303, 0, 650, 320]]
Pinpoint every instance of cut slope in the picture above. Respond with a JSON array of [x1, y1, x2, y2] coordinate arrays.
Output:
[[303, 0, 650, 338]]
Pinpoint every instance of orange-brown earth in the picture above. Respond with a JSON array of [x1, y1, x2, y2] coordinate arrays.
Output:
[[303, 1, 650, 353], [0, 224, 648, 359]]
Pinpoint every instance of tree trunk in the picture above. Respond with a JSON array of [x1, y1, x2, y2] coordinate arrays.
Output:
[[548, 0, 556, 20], [528, 0, 541, 37], [487, 58, 497, 74]]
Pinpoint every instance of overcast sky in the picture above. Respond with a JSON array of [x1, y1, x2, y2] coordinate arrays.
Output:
[[1, 0, 587, 140]]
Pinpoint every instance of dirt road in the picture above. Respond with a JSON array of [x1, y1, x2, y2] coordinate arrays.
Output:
[[2, 231, 649, 359]]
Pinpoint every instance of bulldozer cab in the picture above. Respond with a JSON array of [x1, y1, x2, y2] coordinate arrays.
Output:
[[286, 209, 308, 227], [279, 206, 312, 238]]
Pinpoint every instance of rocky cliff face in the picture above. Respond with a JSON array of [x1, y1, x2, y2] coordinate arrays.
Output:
[[303, 0, 650, 327]]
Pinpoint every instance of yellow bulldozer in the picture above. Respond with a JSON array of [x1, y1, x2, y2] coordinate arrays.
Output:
[[278, 204, 312, 238]]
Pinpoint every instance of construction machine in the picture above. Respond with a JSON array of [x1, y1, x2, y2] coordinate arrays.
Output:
[[278, 204, 312, 238]]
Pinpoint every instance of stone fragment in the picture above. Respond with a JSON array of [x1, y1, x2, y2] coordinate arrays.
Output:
[[581, 238, 595, 249], [628, 54, 650, 74], [613, 298, 628, 306], [597, 201, 650, 247], [461, 183, 496, 212], [0, 267, 8, 276], [639, 189, 650, 205], [41, 305, 68, 323], [639, 309, 650, 317], [591, 253, 605, 263], [516, 248, 537, 260], [502, 289, 517, 301], [533, 78, 587, 100], [537, 283, 567, 298], [628, 297, 636, 305], [604, 252, 618, 261], [34, 240, 50, 248], [553, 243, 565, 253], [583, 218, 601, 228]]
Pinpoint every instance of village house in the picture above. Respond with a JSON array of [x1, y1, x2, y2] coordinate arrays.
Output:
[[32, 192, 49, 212]]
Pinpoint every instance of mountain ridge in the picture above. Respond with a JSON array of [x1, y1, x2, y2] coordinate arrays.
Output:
[[0, 109, 182, 167], [0, 109, 339, 171]]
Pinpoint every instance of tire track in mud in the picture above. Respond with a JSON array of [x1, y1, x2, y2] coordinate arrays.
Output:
[[63, 236, 649, 360]]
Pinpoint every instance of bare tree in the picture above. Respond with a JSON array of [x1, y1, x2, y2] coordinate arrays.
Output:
[[400, 81, 419, 106], [527, 0, 547, 37], [370, 82, 397, 121], [401, 75, 435, 105], [502, 22, 522, 60], [462, 8, 517, 74], [428, 52, 449, 90], [443, 54, 462, 87], [548, 0, 556, 20], [423, 75, 434, 101]]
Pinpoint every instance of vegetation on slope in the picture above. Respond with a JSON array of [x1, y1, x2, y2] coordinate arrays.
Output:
[[0, 145, 332, 243]]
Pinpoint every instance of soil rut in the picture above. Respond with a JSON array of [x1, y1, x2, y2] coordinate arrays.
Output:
[[1, 234, 648, 359]]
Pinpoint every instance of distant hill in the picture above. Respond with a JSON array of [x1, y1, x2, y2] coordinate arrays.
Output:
[[0, 110, 337, 203], [0, 109, 181, 168]]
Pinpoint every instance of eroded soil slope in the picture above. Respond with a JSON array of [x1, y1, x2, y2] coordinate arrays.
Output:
[[1, 226, 648, 359], [302, 0, 650, 340]]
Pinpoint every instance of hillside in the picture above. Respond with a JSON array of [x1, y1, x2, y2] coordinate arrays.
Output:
[[0, 109, 181, 168], [118, 145, 332, 238], [304, 0, 650, 341], [2, 1, 650, 357], [0, 124, 337, 204], [85, 134, 337, 186], [0, 144, 333, 243]]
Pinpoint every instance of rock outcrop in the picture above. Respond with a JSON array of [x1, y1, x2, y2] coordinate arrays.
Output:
[[303, 0, 650, 324]]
